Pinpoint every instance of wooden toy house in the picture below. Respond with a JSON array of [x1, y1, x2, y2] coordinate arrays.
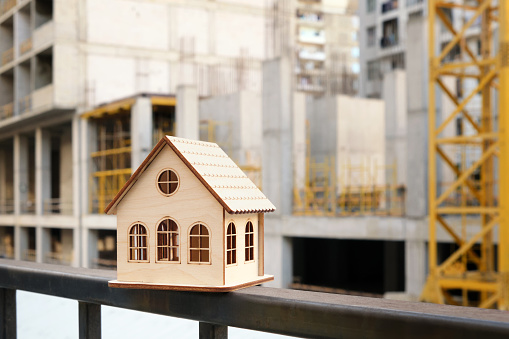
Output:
[[105, 136, 275, 291]]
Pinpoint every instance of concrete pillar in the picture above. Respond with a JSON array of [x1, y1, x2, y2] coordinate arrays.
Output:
[[176, 85, 199, 140], [262, 58, 293, 216], [13, 134, 28, 215], [293, 92, 306, 191], [80, 119, 93, 215], [131, 96, 153, 169], [72, 117, 80, 218], [405, 240, 426, 297], [382, 70, 407, 187], [0, 149, 5, 207], [36, 227, 44, 263], [59, 127, 73, 214], [406, 16, 428, 218], [264, 232, 293, 289], [13, 227, 21, 260], [35, 128, 51, 215]]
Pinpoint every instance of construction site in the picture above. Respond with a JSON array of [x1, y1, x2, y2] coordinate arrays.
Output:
[[0, 0, 508, 310]]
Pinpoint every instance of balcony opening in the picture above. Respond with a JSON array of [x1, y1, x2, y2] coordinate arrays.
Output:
[[21, 227, 36, 261], [19, 135, 36, 214], [0, 16, 13, 66], [0, 226, 14, 259], [18, 3, 32, 56], [35, 0, 53, 29], [44, 228, 73, 265], [381, 0, 398, 14], [0, 139, 14, 214], [42, 123, 73, 215], [152, 104, 176, 145], [381, 19, 398, 48], [292, 238, 405, 295], [90, 229, 117, 269], [18, 60, 31, 114], [0, 69, 14, 120], [35, 48, 53, 90]]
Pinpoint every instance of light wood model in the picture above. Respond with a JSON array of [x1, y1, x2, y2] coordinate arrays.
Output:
[[106, 136, 275, 291]]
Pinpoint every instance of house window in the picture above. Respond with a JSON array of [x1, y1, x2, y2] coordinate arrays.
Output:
[[245, 221, 254, 262], [189, 224, 210, 264], [157, 218, 179, 262], [226, 222, 236, 265], [129, 223, 148, 262], [157, 169, 179, 196]]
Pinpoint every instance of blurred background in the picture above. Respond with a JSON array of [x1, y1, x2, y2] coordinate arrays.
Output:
[[0, 0, 506, 315]]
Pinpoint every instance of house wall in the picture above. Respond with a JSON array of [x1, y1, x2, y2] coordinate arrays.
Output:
[[224, 212, 259, 286], [116, 144, 224, 286]]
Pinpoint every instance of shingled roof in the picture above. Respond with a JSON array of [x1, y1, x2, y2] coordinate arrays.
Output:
[[105, 136, 276, 215]]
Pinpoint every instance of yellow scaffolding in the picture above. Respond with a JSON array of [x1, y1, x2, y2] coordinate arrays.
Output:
[[85, 96, 176, 214], [421, 0, 508, 309]]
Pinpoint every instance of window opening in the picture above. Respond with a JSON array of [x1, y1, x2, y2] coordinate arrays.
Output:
[[129, 223, 148, 262], [189, 224, 210, 263], [157, 169, 179, 195], [227, 222, 237, 265], [157, 218, 179, 262], [245, 221, 254, 262]]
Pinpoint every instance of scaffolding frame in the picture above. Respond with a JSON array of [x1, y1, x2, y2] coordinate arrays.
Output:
[[421, 0, 509, 309]]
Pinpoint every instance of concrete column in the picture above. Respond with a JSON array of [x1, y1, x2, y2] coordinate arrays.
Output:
[[0, 149, 5, 206], [176, 85, 199, 140], [293, 92, 306, 191], [382, 70, 407, 187], [13, 226, 21, 260], [13, 134, 29, 215], [35, 227, 44, 263], [35, 128, 51, 215], [264, 231, 293, 289], [72, 116, 80, 218], [80, 119, 94, 215], [131, 96, 153, 169], [405, 240, 427, 297], [262, 58, 293, 216], [406, 16, 428, 218]]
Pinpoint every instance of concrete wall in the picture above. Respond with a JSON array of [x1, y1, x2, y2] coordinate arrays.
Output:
[[199, 91, 262, 166], [308, 95, 385, 187], [383, 70, 407, 186]]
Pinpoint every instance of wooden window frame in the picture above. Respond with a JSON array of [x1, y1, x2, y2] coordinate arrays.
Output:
[[128, 222, 149, 263], [245, 221, 255, 263], [156, 168, 180, 197], [188, 223, 211, 265], [156, 217, 180, 263], [226, 222, 237, 266]]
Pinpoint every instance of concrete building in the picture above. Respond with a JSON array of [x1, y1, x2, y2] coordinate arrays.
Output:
[[0, 0, 268, 268]]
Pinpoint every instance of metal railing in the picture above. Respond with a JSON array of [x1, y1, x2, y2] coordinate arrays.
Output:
[[1, 47, 13, 66], [0, 103, 13, 121], [1, 259, 509, 338], [43, 198, 73, 215]]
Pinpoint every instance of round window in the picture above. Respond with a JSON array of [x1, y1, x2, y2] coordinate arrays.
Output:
[[157, 169, 179, 196]]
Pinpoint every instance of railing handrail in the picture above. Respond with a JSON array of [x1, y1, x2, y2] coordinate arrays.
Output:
[[0, 259, 509, 338]]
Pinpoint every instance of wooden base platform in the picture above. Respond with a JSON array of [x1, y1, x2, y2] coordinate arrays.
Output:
[[108, 275, 274, 292]]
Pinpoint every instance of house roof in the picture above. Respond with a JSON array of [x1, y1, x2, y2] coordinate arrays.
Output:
[[105, 136, 276, 215]]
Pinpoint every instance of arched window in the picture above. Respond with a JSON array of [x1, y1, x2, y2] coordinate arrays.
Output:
[[157, 218, 179, 262], [245, 221, 254, 262], [129, 223, 148, 262], [226, 222, 237, 265], [189, 224, 210, 264], [157, 169, 179, 196]]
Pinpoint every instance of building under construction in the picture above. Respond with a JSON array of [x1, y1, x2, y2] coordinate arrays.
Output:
[[1, 0, 508, 311]]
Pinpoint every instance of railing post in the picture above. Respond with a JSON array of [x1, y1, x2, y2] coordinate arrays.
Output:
[[199, 322, 227, 339], [0, 288, 16, 339], [79, 302, 101, 339]]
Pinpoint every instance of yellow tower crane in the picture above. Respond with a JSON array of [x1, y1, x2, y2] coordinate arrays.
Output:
[[422, 0, 509, 309]]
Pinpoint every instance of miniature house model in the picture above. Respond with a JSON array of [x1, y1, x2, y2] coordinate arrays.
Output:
[[106, 136, 275, 291]]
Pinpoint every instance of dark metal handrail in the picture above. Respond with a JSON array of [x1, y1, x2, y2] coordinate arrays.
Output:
[[1, 259, 509, 338]]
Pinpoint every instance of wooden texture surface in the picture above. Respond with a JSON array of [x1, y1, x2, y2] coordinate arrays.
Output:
[[108, 275, 274, 292]]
